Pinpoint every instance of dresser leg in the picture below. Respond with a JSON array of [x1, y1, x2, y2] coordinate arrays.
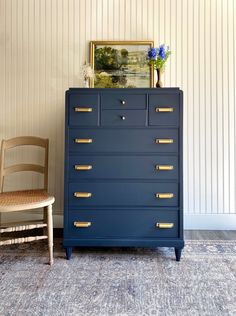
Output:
[[65, 247, 73, 260], [175, 248, 182, 262]]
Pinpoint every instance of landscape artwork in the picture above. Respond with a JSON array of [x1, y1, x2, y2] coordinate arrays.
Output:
[[90, 41, 154, 88]]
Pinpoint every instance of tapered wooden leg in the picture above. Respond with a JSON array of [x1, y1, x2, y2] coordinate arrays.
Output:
[[43, 206, 48, 236], [47, 204, 53, 265], [175, 248, 182, 262], [65, 247, 73, 260]]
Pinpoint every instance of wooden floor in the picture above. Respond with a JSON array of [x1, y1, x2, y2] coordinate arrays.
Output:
[[185, 230, 236, 240]]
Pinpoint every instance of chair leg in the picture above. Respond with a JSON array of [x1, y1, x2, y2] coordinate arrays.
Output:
[[47, 204, 53, 265], [43, 206, 48, 236]]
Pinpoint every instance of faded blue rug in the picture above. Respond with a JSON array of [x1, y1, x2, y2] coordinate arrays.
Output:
[[0, 240, 236, 316]]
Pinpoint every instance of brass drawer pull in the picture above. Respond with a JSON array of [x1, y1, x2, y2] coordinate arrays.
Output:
[[74, 221, 92, 228], [156, 193, 174, 199], [156, 223, 174, 229], [74, 107, 93, 112], [75, 138, 93, 144], [75, 165, 92, 171], [156, 165, 174, 171], [74, 192, 92, 198], [156, 139, 173, 144], [155, 107, 174, 113]]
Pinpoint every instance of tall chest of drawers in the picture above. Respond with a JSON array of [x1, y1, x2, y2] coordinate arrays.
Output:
[[64, 88, 184, 261]]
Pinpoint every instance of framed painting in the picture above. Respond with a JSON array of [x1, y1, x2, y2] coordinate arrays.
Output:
[[90, 41, 154, 88]]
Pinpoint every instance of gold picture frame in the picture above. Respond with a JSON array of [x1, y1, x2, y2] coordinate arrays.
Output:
[[90, 41, 154, 88]]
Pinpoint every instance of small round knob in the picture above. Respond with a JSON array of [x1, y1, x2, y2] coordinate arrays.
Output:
[[121, 100, 126, 105], [121, 116, 126, 120]]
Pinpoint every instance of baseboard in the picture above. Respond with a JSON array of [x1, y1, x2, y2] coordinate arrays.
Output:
[[53, 228, 63, 238], [185, 214, 236, 230], [53, 214, 63, 228], [2, 228, 63, 238]]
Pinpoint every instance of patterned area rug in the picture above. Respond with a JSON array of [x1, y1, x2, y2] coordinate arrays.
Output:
[[0, 239, 236, 316]]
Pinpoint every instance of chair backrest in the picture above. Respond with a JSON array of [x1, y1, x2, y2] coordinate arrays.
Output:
[[0, 136, 49, 193]]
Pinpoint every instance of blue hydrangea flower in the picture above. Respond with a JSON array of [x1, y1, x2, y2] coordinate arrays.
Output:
[[148, 47, 157, 60], [158, 44, 167, 59], [147, 44, 171, 71]]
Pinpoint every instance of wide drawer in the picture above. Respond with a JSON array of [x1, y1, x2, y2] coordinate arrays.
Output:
[[69, 129, 178, 153], [68, 94, 99, 126], [101, 110, 146, 127], [69, 155, 178, 180], [67, 209, 179, 238], [69, 182, 178, 207], [149, 94, 179, 126], [101, 93, 146, 109]]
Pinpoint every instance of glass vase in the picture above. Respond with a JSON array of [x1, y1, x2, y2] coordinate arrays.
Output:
[[83, 78, 89, 88]]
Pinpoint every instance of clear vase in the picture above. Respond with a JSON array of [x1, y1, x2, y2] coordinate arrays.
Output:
[[156, 69, 163, 88], [83, 78, 89, 88]]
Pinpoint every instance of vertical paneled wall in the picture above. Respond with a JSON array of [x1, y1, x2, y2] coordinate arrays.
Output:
[[0, 0, 235, 228]]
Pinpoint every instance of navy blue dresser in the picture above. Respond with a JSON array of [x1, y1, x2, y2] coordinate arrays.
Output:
[[64, 88, 184, 261]]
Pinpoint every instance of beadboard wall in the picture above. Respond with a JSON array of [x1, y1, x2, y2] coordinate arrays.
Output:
[[0, 0, 235, 229]]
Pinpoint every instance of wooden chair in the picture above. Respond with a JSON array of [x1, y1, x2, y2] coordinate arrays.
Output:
[[0, 136, 55, 265]]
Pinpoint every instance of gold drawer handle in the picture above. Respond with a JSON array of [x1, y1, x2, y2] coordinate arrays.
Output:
[[75, 165, 92, 171], [74, 221, 92, 228], [74, 192, 92, 198], [155, 107, 174, 112], [156, 165, 174, 171], [74, 107, 93, 112], [156, 139, 173, 144], [156, 193, 174, 199], [156, 223, 174, 229], [75, 138, 93, 144]]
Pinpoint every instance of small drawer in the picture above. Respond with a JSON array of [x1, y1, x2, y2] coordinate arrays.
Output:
[[101, 93, 146, 109], [69, 155, 178, 180], [69, 182, 178, 207], [101, 110, 146, 127], [149, 94, 179, 126], [68, 209, 179, 238], [69, 128, 178, 153], [68, 94, 99, 126]]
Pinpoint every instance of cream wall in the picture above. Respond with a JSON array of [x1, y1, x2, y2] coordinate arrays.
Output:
[[0, 0, 235, 229]]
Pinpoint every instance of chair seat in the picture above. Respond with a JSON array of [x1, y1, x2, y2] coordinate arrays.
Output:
[[0, 189, 55, 212]]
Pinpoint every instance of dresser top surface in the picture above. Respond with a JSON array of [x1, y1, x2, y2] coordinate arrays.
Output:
[[67, 88, 182, 95]]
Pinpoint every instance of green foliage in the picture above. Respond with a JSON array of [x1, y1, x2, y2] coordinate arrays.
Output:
[[94, 73, 136, 88], [95, 47, 128, 71], [149, 50, 171, 71], [94, 73, 120, 88]]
